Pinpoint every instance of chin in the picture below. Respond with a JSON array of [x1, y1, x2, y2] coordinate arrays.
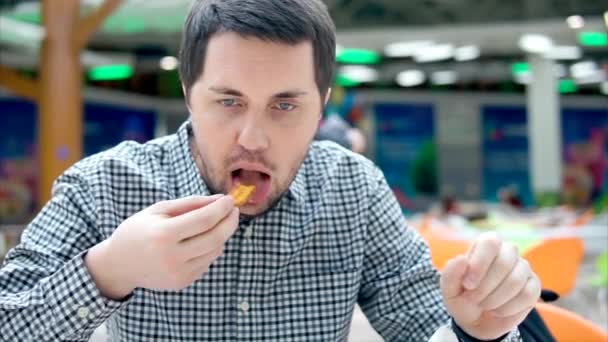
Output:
[[237, 192, 284, 219]]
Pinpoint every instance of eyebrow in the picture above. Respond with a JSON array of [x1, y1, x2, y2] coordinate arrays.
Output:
[[208, 86, 308, 99]]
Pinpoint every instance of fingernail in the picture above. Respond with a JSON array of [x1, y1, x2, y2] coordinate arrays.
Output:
[[463, 275, 477, 289]]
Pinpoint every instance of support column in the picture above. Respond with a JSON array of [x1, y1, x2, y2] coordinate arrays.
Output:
[[38, 0, 82, 206], [526, 54, 562, 204]]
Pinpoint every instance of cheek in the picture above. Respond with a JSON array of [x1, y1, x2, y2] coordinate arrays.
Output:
[[269, 123, 316, 171], [191, 117, 235, 164]]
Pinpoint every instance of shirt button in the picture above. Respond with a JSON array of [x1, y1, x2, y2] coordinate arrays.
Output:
[[244, 227, 253, 238], [77, 306, 90, 319], [238, 300, 250, 312]]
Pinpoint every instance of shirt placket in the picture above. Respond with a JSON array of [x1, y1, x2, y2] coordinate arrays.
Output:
[[235, 219, 257, 340]]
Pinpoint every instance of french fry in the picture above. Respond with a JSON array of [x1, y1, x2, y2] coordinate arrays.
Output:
[[229, 184, 256, 207]]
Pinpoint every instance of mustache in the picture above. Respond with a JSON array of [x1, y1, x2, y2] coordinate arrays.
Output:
[[225, 149, 275, 171]]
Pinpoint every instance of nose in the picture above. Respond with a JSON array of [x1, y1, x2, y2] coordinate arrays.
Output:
[[237, 114, 270, 152]]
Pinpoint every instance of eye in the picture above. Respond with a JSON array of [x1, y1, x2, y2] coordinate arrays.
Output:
[[219, 98, 238, 107], [274, 102, 296, 111]]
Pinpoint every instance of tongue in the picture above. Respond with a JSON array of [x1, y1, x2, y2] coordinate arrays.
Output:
[[234, 170, 270, 204], [238, 170, 263, 185]]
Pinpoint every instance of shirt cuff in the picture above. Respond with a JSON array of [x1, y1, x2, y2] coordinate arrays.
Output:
[[450, 319, 521, 342], [41, 250, 132, 340]]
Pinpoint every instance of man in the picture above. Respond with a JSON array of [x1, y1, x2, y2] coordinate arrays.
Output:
[[0, 1, 540, 341]]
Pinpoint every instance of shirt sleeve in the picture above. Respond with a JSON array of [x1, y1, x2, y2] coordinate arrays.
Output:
[[357, 168, 521, 342], [0, 166, 130, 341]]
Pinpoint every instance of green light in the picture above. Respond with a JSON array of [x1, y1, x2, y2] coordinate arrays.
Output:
[[8, 13, 41, 24], [578, 32, 608, 47], [558, 79, 577, 94], [87, 64, 133, 81], [335, 74, 360, 87], [511, 62, 529, 75], [336, 49, 380, 65]]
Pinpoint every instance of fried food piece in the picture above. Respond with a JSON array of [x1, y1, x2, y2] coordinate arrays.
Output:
[[229, 184, 256, 207]]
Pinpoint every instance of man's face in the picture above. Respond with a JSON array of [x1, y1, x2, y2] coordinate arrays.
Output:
[[186, 32, 325, 216]]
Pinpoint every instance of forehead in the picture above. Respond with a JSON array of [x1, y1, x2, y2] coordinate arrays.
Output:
[[197, 32, 317, 94]]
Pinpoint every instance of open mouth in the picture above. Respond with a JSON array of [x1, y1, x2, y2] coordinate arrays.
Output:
[[230, 168, 271, 205]]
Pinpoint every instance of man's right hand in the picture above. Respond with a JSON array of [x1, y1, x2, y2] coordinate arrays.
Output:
[[85, 195, 238, 300]]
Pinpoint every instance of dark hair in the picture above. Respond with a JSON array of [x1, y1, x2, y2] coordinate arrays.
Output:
[[179, 0, 336, 101]]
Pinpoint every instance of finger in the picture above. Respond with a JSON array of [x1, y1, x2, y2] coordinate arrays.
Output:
[[478, 258, 529, 310], [464, 233, 502, 290], [180, 207, 239, 258], [149, 195, 222, 217], [441, 255, 469, 299], [167, 196, 235, 241], [465, 242, 519, 304], [492, 275, 541, 317]]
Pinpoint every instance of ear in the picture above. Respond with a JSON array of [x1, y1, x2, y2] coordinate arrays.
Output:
[[182, 84, 192, 112], [320, 87, 332, 120], [324, 87, 332, 106]]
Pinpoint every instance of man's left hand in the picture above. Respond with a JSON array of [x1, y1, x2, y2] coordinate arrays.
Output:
[[440, 232, 541, 340]]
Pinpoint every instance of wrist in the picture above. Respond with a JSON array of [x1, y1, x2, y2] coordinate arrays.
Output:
[[451, 319, 508, 342], [85, 239, 135, 300]]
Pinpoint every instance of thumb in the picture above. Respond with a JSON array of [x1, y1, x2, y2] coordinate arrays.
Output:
[[149, 194, 223, 217], [440, 255, 469, 300]]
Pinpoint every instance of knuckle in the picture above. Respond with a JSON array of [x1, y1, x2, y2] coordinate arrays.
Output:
[[484, 234, 502, 249], [496, 254, 515, 272], [509, 269, 527, 288], [504, 242, 519, 256]]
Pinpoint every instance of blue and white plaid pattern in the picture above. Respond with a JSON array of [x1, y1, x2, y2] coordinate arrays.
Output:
[[0, 121, 521, 341]]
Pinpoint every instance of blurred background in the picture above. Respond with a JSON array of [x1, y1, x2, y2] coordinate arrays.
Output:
[[0, 1, 607, 341]]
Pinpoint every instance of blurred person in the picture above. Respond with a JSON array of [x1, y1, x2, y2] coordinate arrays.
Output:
[[585, 129, 607, 202], [0, 1, 541, 341], [314, 114, 367, 153], [498, 186, 524, 210], [564, 129, 606, 206]]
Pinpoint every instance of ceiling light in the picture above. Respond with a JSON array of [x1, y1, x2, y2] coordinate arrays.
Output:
[[600, 81, 608, 95], [558, 79, 578, 93], [431, 71, 458, 85], [88, 64, 133, 81], [514, 73, 532, 85], [413, 44, 454, 63], [544, 45, 582, 60], [160, 56, 179, 70], [396, 70, 425, 87], [384, 40, 434, 58], [454, 45, 480, 61], [336, 48, 380, 65], [338, 65, 378, 83], [578, 31, 608, 47], [566, 15, 585, 29], [519, 34, 553, 54], [570, 61, 598, 79]]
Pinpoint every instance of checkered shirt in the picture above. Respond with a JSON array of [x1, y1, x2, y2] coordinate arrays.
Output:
[[0, 121, 521, 341]]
